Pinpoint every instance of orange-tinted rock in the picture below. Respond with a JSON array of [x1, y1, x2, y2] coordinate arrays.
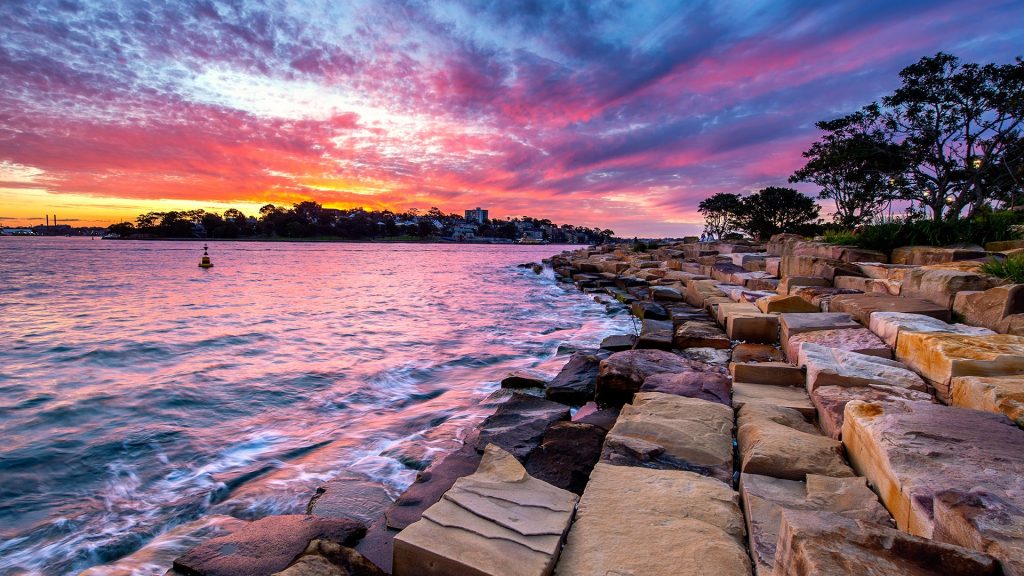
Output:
[[895, 332, 1024, 400], [933, 489, 1024, 576], [950, 375, 1024, 428], [737, 404, 853, 480], [953, 284, 1024, 332], [829, 292, 950, 324], [731, 343, 784, 363], [798, 343, 925, 393], [811, 384, 934, 439]]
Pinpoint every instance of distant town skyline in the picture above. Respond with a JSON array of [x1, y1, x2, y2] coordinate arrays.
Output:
[[2, 1, 1023, 236]]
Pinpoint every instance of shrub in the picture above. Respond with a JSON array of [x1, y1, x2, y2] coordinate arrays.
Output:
[[823, 229, 859, 245], [981, 255, 1024, 284]]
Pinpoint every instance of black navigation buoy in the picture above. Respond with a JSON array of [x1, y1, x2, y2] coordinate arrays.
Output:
[[199, 244, 214, 268]]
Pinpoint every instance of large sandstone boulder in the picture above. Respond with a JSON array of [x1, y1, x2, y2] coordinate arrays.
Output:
[[895, 332, 1024, 400], [555, 464, 751, 576], [754, 294, 819, 314], [640, 371, 732, 405], [544, 352, 601, 405], [829, 292, 950, 324], [732, 382, 816, 419], [950, 375, 1024, 427], [869, 311, 995, 348], [777, 275, 831, 295], [736, 404, 853, 480], [174, 515, 366, 576], [797, 343, 925, 393], [953, 284, 1024, 332], [842, 400, 1024, 549], [785, 327, 890, 363], [811, 384, 933, 440], [772, 510, 1001, 576], [740, 474, 892, 576], [392, 445, 577, 576], [891, 245, 988, 266], [596, 349, 716, 406], [601, 392, 734, 483], [726, 312, 780, 344]]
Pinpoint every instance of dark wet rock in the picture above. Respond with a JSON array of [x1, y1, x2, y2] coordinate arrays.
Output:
[[673, 321, 730, 350], [630, 300, 668, 320], [274, 540, 385, 576], [596, 349, 712, 406], [353, 518, 396, 575], [600, 334, 637, 352], [637, 319, 674, 350], [571, 402, 620, 431], [545, 351, 601, 405], [525, 421, 608, 495], [474, 393, 570, 460], [173, 515, 365, 576], [307, 477, 393, 526], [640, 371, 732, 405], [384, 440, 482, 531], [500, 369, 548, 389]]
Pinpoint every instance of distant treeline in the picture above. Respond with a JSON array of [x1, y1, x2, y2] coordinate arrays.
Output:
[[106, 202, 616, 243], [700, 52, 1024, 245]]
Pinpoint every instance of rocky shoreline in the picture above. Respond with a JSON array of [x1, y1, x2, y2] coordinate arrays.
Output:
[[160, 235, 1024, 576]]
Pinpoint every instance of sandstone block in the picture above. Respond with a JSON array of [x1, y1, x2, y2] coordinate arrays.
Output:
[[475, 393, 569, 460], [776, 276, 830, 296], [895, 332, 1024, 400], [891, 245, 988, 266], [601, 392, 734, 483], [727, 313, 780, 344], [555, 464, 751, 576], [740, 474, 891, 576], [829, 292, 950, 324], [811, 384, 933, 439], [779, 313, 860, 352], [730, 361, 804, 387], [678, 346, 731, 366], [393, 445, 577, 576], [754, 294, 818, 314], [933, 489, 1024, 576], [737, 404, 853, 480], [842, 399, 1024, 541], [640, 371, 732, 405], [732, 343, 784, 363], [673, 320, 730, 350], [950, 375, 1024, 427], [798, 343, 925, 393], [715, 301, 758, 325], [772, 510, 1001, 576], [630, 300, 668, 320], [524, 421, 606, 495], [275, 540, 386, 576], [732, 382, 815, 419], [686, 279, 726, 308], [857, 261, 918, 279], [785, 327, 890, 363], [986, 239, 1024, 251], [597, 349, 715, 406], [953, 284, 1024, 332], [901, 267, 1005, 308], [869, 311, 995, 348]]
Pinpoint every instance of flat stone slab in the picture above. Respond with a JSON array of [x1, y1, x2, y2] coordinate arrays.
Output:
[[829, 292, 951, 324], [726, 312, 780, 344], [601, 392, 734, 483], [545, 351, 601, 406], [785, 327, 890, 363], [640, 371, 731, 405], [950, 375, 1024, 428], [895, 332, 1024, 400], [737, 404, 853, 481], [773, 510, 1001, 576], [308, 477, 394, 526], [779, 312, 860, 353], [798, 343, 925, 393], [811, 384, 934, 440], [732, 382, 816, 419], [674, 321, 731, 350], [715, 301, 759, 325], [393, 445, 577, 576], [842, 398, 1024, 562], [869, 311, 995, 348], [597, 349, 717, 406], [555, 464, 751, 576], [475, 393, 569, 460], [174, 515, 366, 576], [740, 474, 892, 576]]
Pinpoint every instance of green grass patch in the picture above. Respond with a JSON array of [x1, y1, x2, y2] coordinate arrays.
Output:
[[981, 255, 1024, 284], [822, 229, 859, 245]]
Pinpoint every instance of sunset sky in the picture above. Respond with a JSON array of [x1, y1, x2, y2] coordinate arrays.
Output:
[[2, 1, 1023, 236]]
